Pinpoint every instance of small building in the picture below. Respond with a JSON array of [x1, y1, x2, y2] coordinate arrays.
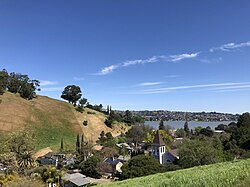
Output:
[[152, 130, 166, 164], [105, 158, 123, 173], [37, 152, 57, 166], [165, 149, 179, 164], [117, 155, 131, 163], [151, 130, 179, 164], [116, 143, 133, 154], [61, 173, 90, 187]]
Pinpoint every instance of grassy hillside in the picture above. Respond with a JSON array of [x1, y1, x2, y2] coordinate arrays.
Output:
[[101, 159, 250, 187], [0, 92, 128, 150]]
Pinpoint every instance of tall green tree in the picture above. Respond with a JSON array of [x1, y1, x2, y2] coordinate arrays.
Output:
[[0, 69, 9, 95], [76, 134, 80, 154], [179, 139, 224, 168], [126, 125, 146, 147], [79, 155, 101, 178], [7, 72, 40, 99], [184, 121, 190, 137], [80, 134, 92, 161], [232, 112, 250, 150], [175, 128, 185, 138], [61, 85, 82, 105], [98, 131, 106, 145], [159, 119, 165, 130], [60, 138, 64, 152], [79, 97, 87, 107]]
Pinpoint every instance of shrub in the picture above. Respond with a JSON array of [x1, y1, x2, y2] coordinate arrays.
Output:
[[83, 120, 88, 126], [76, 105, 84, 113]]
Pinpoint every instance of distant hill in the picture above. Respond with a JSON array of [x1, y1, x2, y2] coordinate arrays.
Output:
[[0, 92, 128, 150], [100, 159, 250, 187]]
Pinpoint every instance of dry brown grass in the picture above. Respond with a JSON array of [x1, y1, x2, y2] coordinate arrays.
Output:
[[0, 92, 128, 151]]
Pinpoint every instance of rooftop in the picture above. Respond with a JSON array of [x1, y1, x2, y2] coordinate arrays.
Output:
[[62, 172, 90, 186], [152, 130, 165, 146]]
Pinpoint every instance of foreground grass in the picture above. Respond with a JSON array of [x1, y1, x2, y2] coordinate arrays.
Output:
[[101, 159, 250, 187]]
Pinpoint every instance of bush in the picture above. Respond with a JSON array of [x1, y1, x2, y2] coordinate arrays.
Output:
[[87, 111, 96, 115], [164, 164, 181, 172], [79, 156, 102, 179], [179, 139, 224, 168], [121, 155, 164, 179], [83, 120, 88, 126], [76, 105, 84, 113], [5, 177, 46, 187], [104, 118, 113, 128]]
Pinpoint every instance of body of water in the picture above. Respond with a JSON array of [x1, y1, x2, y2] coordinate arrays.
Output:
[[144, 121, 234, 130]]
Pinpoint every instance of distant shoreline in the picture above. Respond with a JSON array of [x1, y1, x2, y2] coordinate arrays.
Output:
[[144, 120, 235, 130]]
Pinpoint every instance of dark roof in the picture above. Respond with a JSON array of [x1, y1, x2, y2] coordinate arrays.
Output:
[[152, 130, 165, 146], [105, 158, 122, 166], [168, 149, 179, 158]]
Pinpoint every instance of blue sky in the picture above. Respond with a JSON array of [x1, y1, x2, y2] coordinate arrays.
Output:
[[0, 0, 250, 114]]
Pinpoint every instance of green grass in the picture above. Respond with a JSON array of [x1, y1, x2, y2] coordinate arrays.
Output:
[[27, 107, 77, 151], [100, 159, 250, 187]]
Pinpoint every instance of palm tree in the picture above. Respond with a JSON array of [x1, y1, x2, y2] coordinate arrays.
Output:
[[17, 151, 34, 169]]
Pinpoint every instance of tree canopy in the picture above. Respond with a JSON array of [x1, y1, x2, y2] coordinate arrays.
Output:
[[178, 139, 224, 168], [61, 85, 82, 104], [0, 69, 40, 99], [121, 155, 164, 179]]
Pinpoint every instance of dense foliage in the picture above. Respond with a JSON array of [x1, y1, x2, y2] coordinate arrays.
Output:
[[121, 155, 164, 179], [103, 110, 145, 128], [178, 139, 224, 168], [97, 131, 117, 147], [125, 125, 152, 147], [0, 69, 40, 99], [61, 85, 82, 105], [79, 155, 102, 178]]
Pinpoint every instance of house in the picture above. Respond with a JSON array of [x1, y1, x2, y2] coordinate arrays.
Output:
[[152, 130, 166, 164], [117, 155, 130, 163], [37, 152, 57, 166], [151, 130, 179, 164], [37, 152, 74, 168], [105, 158, 123, 173], [165, 149, 179, 164], [61, 172, 90, 187], [116, 143, 133, 154]]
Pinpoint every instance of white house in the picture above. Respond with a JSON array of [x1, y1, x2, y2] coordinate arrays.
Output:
[[152, 130, 179, 164]]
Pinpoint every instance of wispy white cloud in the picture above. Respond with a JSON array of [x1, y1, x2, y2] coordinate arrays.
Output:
[[140, 82, 250, 94], [138, 82, 163, 86], [122, 56, 164, 67], [73, 77, 85, 81], [96, 53, 198, 75], [166, 74, 181, 78], [40, 87, 64, 92], [198, 57, 223, 64], [97, 65, 119, 75], [169, 53, 198, 62], [40, 80, 58, 86], [213, 88, 250, 93], [209, 84, 250, 91], [95, 40, 250, 75], [210, 41, 250, 52]]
